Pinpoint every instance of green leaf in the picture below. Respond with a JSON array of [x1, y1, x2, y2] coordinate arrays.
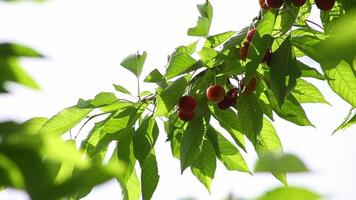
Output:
[[256, 186, 321, 200], [190, 139, 216, 192], [188, 0, 213, 37], [295, 0, 312, 25], [322, 60, 356, 107], [245, 11, 277, 80], [204, 31, 236, 48], [39, 106, 93, 136], [333, 109, 356, 134], [91, 92, 118, 107], [292, 79, 329, 104], [199, 47, 218, 68], [208, 105, 245, 152], [255, 153, 309, 173], [237, 94, 263, 145], [113, 84, 131, 95], [297, 60, 325, 80], [207, 126, 250, 173], [0, 153, 24, 188], [144, 69, 164, 83], [265, 89, 313, 126], [180, 117, 207, 173], [120, 169, 140, 200], [120, 51, 147, 78], [269, 36, 301, 105], [165, 113, 185, 158], [133, 117, 159, 163], [255, 117, 286, 185], [165, 53, 196, 80], [141, 151, 159, 200], [155, 75, 190, 116], [222, 26, 248, 49], [274, 4, 299, 35], [0, 42, 44, 58]]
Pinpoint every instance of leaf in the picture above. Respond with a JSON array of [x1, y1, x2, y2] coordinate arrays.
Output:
[[187, 0, 213, 37], [207, 126, 250, 173], [120, 51, 147, 78], [113, 84, 131, 95], [144, 69, 164, 83], [265, 89, 313, 126], [322, 60, 356, 107], [120, 169, 140, 200], [0, 153, 25, 188], [269, 36, 301, 105], [90, 92, 118, 107], [297, 60, 325, 80], [180, 117, 207, 173], [333, 109, 356, 134], [190, 139, 216, 192], [208, 105, 245, 152], [155, 75, 190, 116], [256, 186, 321, 200], [237, 94, 263, 145], [175, 41, 199, 55], [199, 47, 218, 68], [274, 3, 299, 35], [292, 79, 329, 104], [204, 31, 236, 48], [133, 117, 159, 163], [141, 151, 159, 200], [255, 153, 309, 173], [165, 53, 196, 80], [0, 42, 44, 58], [295, 0, 312, 25], [245, 11, 277, 80], [39, 106, 93, 136]]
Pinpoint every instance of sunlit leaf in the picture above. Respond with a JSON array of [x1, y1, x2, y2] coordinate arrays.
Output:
[[120, 51, 147, 78], [255, 153, 309, 173], [188, 0, 213, 37]]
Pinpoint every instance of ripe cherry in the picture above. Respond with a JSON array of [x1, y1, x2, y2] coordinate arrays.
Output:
[[178, 95, 197, 114], [315, 0, 335, 11], [291, 0, 307, 7], [227, 88, 239, 106], [239, 42, 249, 61], [262, 48, 272, 66], [259, 0, 270, 10], [178, 110, 195, 121], [206, 85, 226, 103], [246, 29, 257, 43], [217, 97, 231, 110], [266, 0, 283, 8], [240, 77, 257, 95]]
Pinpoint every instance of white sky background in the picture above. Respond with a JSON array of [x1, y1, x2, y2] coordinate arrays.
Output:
[[0, 0, 355, 199]]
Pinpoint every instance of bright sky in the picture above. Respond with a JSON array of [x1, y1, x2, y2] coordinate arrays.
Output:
[[0, 0, 355, 200]]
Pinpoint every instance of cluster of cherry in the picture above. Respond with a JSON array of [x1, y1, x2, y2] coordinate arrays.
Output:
[[259, 0, 336, 11]]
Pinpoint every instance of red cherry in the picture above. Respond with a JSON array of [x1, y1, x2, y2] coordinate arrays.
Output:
[[262, 48, 272, 66], [206, 85, 226, 103], [259, 0, 270, 9], [178, 95, 197, 114], [239, 42, 250, 61], [217, 97, 232, 110], [246, 29, 257, 43], [291, 0, 306, 7], [227, 88, 239, 106], [315, 0, 335, 11], [266, 0, 283, 8], [245, 78, 257, 96], [178, 110, 195, 121]]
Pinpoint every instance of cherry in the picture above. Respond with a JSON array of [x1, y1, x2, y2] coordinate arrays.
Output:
[[259, 0, 270, 9], [262, 48, 272, 66], [217, 97, 231, 110], [266, 0, 283, 8], [226, 88, 239, 106], [178, 110, 195, 121], [178, 95, 197, 114], [246, 28, 257, 43], [240, 77, 257, 96], [206, 85, 226, 103], [315, 0, 335, 11], [291, 0, 307, 7], [239, 42, 250, 61]]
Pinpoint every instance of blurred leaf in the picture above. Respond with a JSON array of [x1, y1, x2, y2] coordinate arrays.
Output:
[[39, 106, 92, 136], [165, 53, 196, 80], [120, 51, 147, 78], [0, 43, 43, 58], [180, 117, 206, 173], [256, 186, 321, 200], [90, 92, 118, 107], [255, 153, 309, 173], [207, 126, 250, 173], [113, 84, 131, 95], [237, 94, 263, 145], [0, 153, 25, 188], [188, 0, 213, 37], [292, 79, 329, 104], [155, 75, 190, 116], [333, 109, 356, 134], [190, 139, 216, 192], [141, 151, 159, 200]]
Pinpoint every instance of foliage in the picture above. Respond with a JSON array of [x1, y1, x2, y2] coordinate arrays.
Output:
[[1, 0, 356, 199]]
